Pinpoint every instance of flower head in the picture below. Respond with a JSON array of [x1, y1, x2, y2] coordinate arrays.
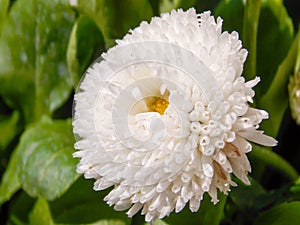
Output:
[[73, 8, 277, 223]]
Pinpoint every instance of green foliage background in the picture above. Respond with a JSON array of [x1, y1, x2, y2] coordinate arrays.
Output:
[[0, 0, 300, 224]]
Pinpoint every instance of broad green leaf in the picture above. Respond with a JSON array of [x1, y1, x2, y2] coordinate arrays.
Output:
[[0, 0, 9, 35], [17, 117, 79, 200], [0, 111, 19, 151], [67, 16, 104, 87], [159, 0, 197, 13], [73, 0, 153, 47], [0, 147, 21, 204], [29, 198, 54, 225], [49, 177, 131, 225], [256, 0, 294, 97], [214, 0, 244, 33], [254, 201, 300, 225], [260, 30, 300, 137], [164, 193, 227, 225], [0, 0, 76, 123]]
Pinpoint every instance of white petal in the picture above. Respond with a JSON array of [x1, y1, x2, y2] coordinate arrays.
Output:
[[238, 129, 278, 146]]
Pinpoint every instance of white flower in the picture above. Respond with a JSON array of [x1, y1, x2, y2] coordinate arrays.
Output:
[[73, 8, 277, 223], [289, 72, 300, 125]]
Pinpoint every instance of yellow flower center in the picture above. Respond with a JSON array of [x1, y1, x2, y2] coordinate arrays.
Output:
[[146, 96, 169, 115]]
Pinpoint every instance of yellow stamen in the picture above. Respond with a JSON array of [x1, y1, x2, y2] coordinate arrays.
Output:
[[146, 97, 169, 115]]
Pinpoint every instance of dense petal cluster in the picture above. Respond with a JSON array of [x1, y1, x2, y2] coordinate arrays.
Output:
[[73, 8, 277, 223]]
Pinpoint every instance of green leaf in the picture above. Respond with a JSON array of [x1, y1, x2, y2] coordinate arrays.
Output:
[[260, 29, 300, 137], [229, 177, 265, 212], [9, 215, 27, 225], [49, 177, 131, 225], [73, 0, 153, 47], [67, 16, 104, 87], [214, 0, 245, 34], [0, 147, 21, 204], [17, 117, 80, 201], [254, 201, 300, 225], [0, 0, 9, 35], [228, 176, 299, 224], [250, 145, 298, 181], [164, 193, 227, 225], [29, 198, 54, 225], [0, 0, 76, 123], [215, 0, 294, 97], [159, 0, 197, 13], [197, 0, 222, 12], [289, 177, 300, 202], [290, 177, 300, 193], [0, 111, 19, 151], [256, 0, 294, 97]]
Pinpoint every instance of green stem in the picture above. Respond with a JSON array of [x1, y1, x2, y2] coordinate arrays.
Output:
[[250, 146, 299, 181], [243, 0, 261, 79], [259, 30, 300, 137]]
